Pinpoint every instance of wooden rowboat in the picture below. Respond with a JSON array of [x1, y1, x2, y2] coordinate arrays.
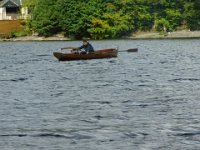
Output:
[[53, 48, 118, 61]]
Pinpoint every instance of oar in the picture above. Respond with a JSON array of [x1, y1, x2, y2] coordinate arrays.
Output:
[[60, 47, 138, 53], [61, 47, 77, 50], [118, 48, 138, 52]]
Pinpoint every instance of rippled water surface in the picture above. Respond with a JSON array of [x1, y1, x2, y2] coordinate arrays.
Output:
[[0, 39, 200, 149]]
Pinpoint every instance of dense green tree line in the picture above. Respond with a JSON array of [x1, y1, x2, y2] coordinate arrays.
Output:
[[26, 0, 200, 39]]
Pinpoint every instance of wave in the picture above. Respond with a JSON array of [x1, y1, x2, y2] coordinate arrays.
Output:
[[175, 132, 200, 137], [169, 78, 200, 82], [1, 134, 27, 137], [0, 133, 93, 140], [0, 78, 28, 82], [36, 54, 51, 57]]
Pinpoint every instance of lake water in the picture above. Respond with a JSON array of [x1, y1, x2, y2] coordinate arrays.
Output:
[[0, 39, 200, 150]]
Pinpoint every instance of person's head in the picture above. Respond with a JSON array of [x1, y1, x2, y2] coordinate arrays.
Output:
[[82, 39, 88, 46]]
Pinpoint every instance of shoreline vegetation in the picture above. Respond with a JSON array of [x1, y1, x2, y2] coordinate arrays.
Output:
[[18, 0, 200, 40], [1, 1, 199, 41], [1, 30, 200, 41]]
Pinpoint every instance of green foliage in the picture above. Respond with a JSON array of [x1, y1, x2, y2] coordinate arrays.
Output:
[[88, 10, 133, 39], [30, 0, 200, 39], [57, 0, 104, 39], [10, 30, 30, 37], [88, 18, 110, 39], [131, 5, 153, 31], [104, 1, 134, 37], [9, 31, 17, 38], [6, 30, 27, 38], [22, 0, 38, 8], [155, 18, 170, 32], [22, 0, 37, 13], [32, 0, 60, 36], [20, 19, 33, 32], [165, 9, 182, 29], [184, 0, 200, 30]]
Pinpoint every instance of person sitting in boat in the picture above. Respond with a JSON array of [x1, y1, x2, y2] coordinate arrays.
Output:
[[73, 39, 94, 54]]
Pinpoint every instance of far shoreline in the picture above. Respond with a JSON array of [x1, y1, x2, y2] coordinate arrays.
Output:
[[1, 30, 200, 42]]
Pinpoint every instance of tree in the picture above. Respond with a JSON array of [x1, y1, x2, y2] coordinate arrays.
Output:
[[30, 0, 200, 38], [22, 0, 38, 9], [88, 1, 134, 39], [57, 0, 105, 39], [32, 0, 60, 36], [165, 9, 182, 31], [184, 0, 200, 30]]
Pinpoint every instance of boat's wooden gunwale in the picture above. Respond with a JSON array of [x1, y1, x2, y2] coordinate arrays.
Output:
[[53, 48, 118, 61]]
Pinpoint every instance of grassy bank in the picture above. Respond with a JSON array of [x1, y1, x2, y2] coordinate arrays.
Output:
[[1, 30, 200, 42], [129, 30, 200, 39]]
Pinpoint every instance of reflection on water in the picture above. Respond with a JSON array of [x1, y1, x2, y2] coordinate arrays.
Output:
[[0, 39, 200, 149]]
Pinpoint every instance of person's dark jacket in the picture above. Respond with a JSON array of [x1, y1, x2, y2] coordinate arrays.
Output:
[[79, 43, 94, 52]]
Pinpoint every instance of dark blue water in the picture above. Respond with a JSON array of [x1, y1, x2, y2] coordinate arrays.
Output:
[[0, 39, 200, 149]]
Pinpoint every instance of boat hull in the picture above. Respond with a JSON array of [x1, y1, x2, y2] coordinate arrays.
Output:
[[53, 48, 118, 61]]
